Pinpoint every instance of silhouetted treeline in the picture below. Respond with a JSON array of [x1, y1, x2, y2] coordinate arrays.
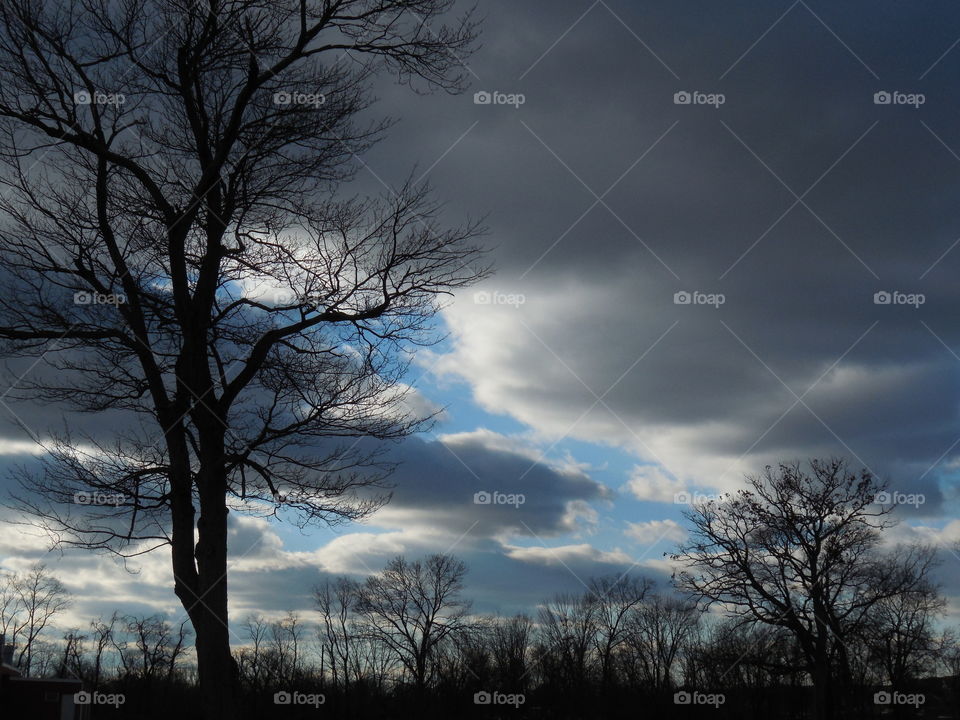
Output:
[[8, 552, 958, 719]]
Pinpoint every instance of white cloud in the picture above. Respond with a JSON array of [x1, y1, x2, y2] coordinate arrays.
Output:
[[622, 464, 687, 503], [624, 518, 686, 546], [503, 542, 633, 568]]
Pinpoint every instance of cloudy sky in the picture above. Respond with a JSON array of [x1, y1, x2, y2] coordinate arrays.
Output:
[[2, 0, 960, 636]]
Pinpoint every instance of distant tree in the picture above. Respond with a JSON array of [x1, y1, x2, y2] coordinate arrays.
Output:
[[863, 571, 945, 687], [88, 613, 119, 686], [114, 613, 192, 682], [536, 591, 597, 690], [316, 577, 361, 691], [0, 2, 484, 717], [58, 629, 87, 679], [489, 614, 533, 692], [1, 563, 71, 676], [671, 459, 939, 720], [354, 554, 470, 694], [626, 592, 698, 690], [235, 611, 309, 690], [588, 575, 652, 689]]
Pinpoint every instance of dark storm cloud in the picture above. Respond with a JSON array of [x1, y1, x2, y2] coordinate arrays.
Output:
[[361, 432, 610, 536], [342, 1, 960, 505]]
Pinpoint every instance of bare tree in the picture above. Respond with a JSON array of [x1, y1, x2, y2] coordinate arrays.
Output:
[[863, 571, 945, 687], [354, 554, 470, 694], [535, 591, 597, 690], [489, 614, 532, 691], [0, 569, 20, 652], [267, 611, 307, 683], [316, 577, 361, 690], [113, 613, 193, 682], [88, 612, 119, 686], [0, 2, 484, 717], [627, 592, 698, 690], [58, 629, 87, 679], [235, 614, 271, 691], [588, 574, 652, 689], [671, 459, 939, 720], [3, 563, 71, 676], [236, 611, 310, 690]]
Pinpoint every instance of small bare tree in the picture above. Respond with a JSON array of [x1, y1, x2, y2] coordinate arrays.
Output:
[[1, 563, 71, 676], [354, 554, 470, 693], [625, 592, 698, 690], [535, 591, 597, 689], [489, 614, 532, 691], [114, 613, 192, 682], [0, 2, 484, 717], [88, 613, 119, 686], [315, 577, 361, 690], [588, 574, 653, 689], [863, 573, 945, 687]]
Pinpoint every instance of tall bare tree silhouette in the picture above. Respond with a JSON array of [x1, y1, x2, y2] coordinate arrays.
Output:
[[0, 1, 484, 716]]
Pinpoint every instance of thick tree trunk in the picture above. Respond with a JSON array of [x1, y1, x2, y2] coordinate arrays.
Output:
[[193, 607, 238, 720], [170, 454, 238, 720], [812, 654, 833, 720], [193, 493, 238, 720]]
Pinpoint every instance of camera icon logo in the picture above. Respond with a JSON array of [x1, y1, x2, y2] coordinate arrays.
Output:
[[473, 291, 491, 304], [474, 491, 492, 505], [874, 691, 891, 705], [273, 91, 292, 105], [673, 291, 692, 305], [873, 290, 891, 305], [474, 91, 492, 105], [74, 291, 92, 305], [74, 491, 92, 505], [74, 91, 92, 105], [874, 492, 892, 504], [273, 691, 292, 705], [74, 691, 92, 705], [673, 491, 692, 505], [673, 91, 691, 105], [474, 691, 492, 705], [873, 91, 892, 105], [674, 691, 692, 705]]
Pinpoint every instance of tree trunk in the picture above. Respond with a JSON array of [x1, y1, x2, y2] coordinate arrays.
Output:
[[193, 608, 238, 720], [170, 449, 238, 720], [812, 654, 833, 720], [192, 492, 238, 720]]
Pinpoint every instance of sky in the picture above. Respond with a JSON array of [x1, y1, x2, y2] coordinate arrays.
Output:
[[2, 0, 960, 638]]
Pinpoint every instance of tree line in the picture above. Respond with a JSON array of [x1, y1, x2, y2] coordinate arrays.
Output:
[[3, 461, 958, 719]]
